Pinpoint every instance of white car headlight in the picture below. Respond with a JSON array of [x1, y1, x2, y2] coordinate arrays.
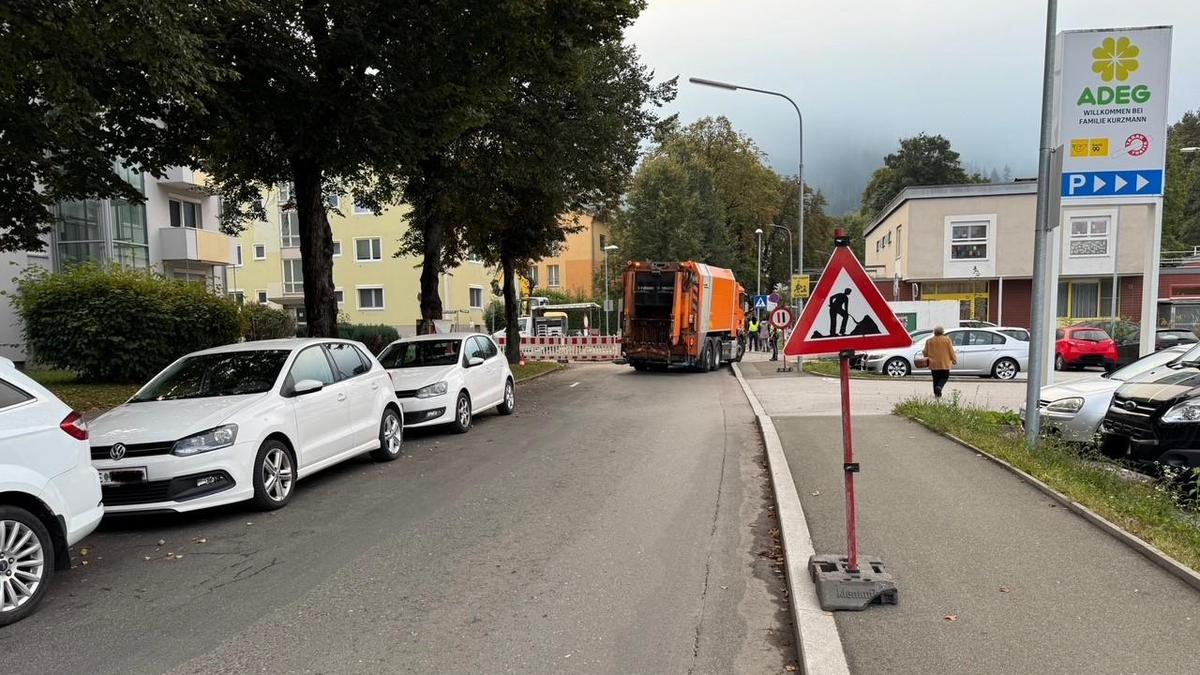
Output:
[[866, 353, 886, 361], [1161, 398, 1200, 423], [1043, 397, 1084, 414], [416, 381, 448, 399], [172, 424, 238, 457]]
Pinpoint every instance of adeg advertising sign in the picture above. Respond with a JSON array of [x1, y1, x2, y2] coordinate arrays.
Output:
[[1057, 26, 1172, 199]]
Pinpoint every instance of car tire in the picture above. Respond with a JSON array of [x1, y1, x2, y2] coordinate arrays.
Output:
[[883, 357, 910, 378], [251, 440, 296, 511], [498, 379, 516, 415], [0, 506, 56, 627], [632, 361, 649, 372], [370, 408, 403, 462], [1054, 354, 1066, 371], [992, 358, 1019, 380], [452, 391, 472, 433]]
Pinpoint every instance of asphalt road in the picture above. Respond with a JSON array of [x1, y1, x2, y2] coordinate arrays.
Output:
[[779, 414, 1200, 675], [2, 364, 794, 674]]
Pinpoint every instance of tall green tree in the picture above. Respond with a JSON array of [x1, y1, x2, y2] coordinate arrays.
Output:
[[0, 1, 222, 251], [1163, 111, 1200, 252], [860, 133, 986, 216], [178, 1, 561, 337]]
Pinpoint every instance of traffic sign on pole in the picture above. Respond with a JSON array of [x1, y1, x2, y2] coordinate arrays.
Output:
[[769, 306, 793, 330], [752, 295, 769, 310]]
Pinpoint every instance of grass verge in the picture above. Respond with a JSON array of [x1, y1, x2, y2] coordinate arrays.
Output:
[[512, 361, 563, 382], [27, 370, 139, 416], [802, 359, 892, 380], [894, 397, 1200, 573]]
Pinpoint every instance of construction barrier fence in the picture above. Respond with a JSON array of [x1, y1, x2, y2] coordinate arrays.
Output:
[[496, 336, 621, 362]]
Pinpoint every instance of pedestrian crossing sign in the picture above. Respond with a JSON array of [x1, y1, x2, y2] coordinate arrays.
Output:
[[753, 295, 769, 310], [783, 242, 912, 356]]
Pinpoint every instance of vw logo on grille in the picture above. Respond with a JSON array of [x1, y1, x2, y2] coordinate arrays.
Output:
[[110, 443, 127, 461], [1124, 400, 1138, 412]]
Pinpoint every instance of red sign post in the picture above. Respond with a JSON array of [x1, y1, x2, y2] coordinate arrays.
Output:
[[785, 229, 908, 610]]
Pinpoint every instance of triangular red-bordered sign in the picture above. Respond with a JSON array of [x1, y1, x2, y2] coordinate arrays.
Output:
[[784, 245, 912, 356]]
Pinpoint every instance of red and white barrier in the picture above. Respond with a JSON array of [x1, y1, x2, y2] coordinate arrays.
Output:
[[497, 335, 622, 362]]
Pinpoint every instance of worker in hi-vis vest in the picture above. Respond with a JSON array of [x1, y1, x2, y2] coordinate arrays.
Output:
[[748, 317, 761, 352]]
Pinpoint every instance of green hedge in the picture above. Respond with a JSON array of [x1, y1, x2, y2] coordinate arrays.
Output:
[[12, 264, 241, 382], [240, 303, 296, 341], [337, 323, 399, 354]]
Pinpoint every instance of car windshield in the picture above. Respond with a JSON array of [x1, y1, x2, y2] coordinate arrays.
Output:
[[1070, 329, 1110, 342], [378, 339, 462, 368], [131, 350, 290, 401], [1109, 348, 1187, 381], [1000, 330, 1029, 341], [1174, 343, 1200, 367]]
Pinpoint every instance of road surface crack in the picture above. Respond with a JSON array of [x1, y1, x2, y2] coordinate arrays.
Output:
[[689, 379, 731, 673]]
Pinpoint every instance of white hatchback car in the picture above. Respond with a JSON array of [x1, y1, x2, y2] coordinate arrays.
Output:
[[378, 333, 516, 432], [1, 358, 103, 626], [862, 327, 1030, 380], [90, 339, 402, 514]]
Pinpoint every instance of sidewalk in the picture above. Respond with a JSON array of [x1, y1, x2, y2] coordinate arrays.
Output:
[[743, 371, 1200, 674]]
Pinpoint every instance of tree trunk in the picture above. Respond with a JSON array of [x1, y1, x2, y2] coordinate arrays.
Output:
[[292, 161, 338, 337], [417, 156, 445, 335], [502, 254, 521, 364]]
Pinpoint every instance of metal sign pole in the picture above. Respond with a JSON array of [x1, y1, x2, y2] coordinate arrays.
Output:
[[839, 349, 859, 572]]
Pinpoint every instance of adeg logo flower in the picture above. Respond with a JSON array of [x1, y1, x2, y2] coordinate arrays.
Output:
[[1091, 36, 1140, 83]]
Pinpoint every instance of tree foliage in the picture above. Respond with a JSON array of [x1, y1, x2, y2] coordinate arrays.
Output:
[[0, 1, 223, 251], [1163, 111, 1200, 251], [860, 133, 987, 216]]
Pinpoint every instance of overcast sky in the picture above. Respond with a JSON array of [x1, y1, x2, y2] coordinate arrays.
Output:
[[627, 0, 1200, 212]]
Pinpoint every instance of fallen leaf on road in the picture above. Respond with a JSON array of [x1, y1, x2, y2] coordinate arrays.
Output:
[[176, 554, 184, 559], [81, 560, 89, 566], [944, 614, 959, 622], [246, 522, 254, 526], [810, 490, 821, 496], [144, 556, 151, 561], [1000, 586, 1012, 593], [785, 666, 798, 672], [80, 547, 90, 556], [196, 538, 207, 544], [157, 539, 166, 546]]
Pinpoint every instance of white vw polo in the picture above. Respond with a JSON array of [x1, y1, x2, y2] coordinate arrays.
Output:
[[378, 333, 516, 432], [90, 339, 403, 513]]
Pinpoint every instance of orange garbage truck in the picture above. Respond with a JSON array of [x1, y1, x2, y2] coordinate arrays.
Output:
[[621, 261, 747, 371]]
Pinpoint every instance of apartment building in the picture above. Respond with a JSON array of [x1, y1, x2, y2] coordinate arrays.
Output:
[[864, 181, 1199, 328], [527, 212, 612, 297], [1, 164, 231, 364], [223, 186, 495, 334]]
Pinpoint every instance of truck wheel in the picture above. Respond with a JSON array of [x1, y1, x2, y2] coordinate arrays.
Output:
[[699, 341, 714, 372], [710, 339, 722, 370], [733, 341, 745, 363]]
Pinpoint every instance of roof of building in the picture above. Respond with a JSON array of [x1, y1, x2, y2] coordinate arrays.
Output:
[[864, 181, 1038, 238]]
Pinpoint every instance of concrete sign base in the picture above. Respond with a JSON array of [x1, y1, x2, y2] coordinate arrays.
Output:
[[809, 554, 899, 611]]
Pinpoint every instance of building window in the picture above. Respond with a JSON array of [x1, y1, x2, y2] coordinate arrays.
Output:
[[278, 183, 293, 206], [357, 286, 384, 310], [169, 199, 201, 228], [233, 244, 244, 267], [111, 199, 149, 268], [283, 259, 303, 295], [529, 266, 539, 287], [355, 237, 382, 262], [548, 264, 560, 288], [335, 289, 344, 306], [256, 289, 268, 304], [229, 290, 245, 305], [469, 286, 484, 309], [1056, 279, 1113, 319], [354, 201, 372, 215], [253, 243, 266, 260], [53, 199, 106, 268], [326, 194, 340, 209], [949, 220, 988, 260], [599, 233, 607, 251], [281, 210, 300, 248], [332, 241, 342, 257], [1068, 216, 1110, 257]]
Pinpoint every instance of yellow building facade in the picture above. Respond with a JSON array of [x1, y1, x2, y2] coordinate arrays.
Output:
[[528, 212, 612, 298], [224, 186, 495, 335]]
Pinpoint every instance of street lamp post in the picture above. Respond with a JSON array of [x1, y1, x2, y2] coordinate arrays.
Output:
[[755, 228, 764, 317], [603, 244, 619, 336], [689, 77, 804, 279]]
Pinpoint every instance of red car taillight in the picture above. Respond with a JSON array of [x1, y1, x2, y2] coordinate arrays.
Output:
[[60, 411, 89, 440]]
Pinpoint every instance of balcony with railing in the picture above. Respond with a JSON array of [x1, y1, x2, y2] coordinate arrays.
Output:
[[158, 226, 232, 266]]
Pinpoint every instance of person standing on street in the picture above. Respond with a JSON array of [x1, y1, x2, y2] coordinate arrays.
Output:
[[748, 317, 761, 352], [769, 326, 779, 361], [923, 326, 957, 399]]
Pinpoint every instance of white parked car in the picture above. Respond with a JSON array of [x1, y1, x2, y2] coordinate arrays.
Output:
[[90, 339, 402, 514], [1, 358, 103, 626], [379, 333, 515, 432], [862, 328, 1030, 380]]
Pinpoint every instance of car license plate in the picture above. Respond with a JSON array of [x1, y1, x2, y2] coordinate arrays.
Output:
[[99, 468, 147, 486]]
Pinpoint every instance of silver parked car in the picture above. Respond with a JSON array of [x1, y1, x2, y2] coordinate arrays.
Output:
[[862, 328, 1029, 380], [1022, 344, 1190, 442]]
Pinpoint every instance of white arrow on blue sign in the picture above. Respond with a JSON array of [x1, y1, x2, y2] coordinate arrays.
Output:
[[1062, 170, 1162, 198], [753, 295, 769, 309]]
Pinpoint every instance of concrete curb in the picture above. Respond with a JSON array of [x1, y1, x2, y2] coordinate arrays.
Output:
[[514, 363, 565, 384], [906, 416, 1200, 593], [732, 364, 851, 675]]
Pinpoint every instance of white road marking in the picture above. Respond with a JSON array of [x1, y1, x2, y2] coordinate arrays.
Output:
[[569, 382, 580, 388]]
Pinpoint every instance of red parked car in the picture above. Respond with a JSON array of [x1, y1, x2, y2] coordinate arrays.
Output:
[[1055, 326, 1118, 371]]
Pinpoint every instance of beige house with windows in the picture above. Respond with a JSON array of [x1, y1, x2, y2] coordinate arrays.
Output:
[[863, 181, 1185, 327]]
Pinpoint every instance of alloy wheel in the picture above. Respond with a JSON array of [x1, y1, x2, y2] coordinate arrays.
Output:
[[383, 412, 402, 454], [457, 395, 471, 428], [995, 360, 1018, 380], [262, 447, 294, 502], [885, 358, 908, 378], [0, 520, 44, 614], [504, 383, 515, 410]]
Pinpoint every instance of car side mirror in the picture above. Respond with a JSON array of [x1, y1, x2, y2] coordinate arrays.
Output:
[[467, 356, 485, 368], [292, 379, 324, 396]]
